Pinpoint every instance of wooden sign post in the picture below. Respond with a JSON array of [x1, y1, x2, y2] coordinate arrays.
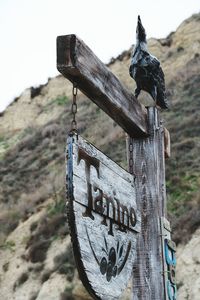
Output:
[[127, 107, 167, 299], [57, 34, 176, 300]]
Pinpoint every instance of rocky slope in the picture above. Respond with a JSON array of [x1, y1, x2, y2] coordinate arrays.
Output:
[[0, 13, 200, 300]]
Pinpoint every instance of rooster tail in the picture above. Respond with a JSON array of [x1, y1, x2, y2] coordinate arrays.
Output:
[[136, 15, 147, 43], [156, 93, 169, 109]]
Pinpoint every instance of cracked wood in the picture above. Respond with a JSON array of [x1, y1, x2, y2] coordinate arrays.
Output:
[[57, 34, 148, 138]]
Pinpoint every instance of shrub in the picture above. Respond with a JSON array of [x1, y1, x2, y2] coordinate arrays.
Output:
[[41, 269, 51, 283], [54, 245, 75, 281], [60, 285, 74, 300], [29, 291, 39, 300], [13, 272, 29, 290], [28, 240, 51, 263]]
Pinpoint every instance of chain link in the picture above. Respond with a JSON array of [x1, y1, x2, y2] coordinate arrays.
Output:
[[129, 138, 134, 175], [71, 82, 78, 132]]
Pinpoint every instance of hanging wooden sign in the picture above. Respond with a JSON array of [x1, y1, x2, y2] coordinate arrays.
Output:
[[66, 133, 141, 300]]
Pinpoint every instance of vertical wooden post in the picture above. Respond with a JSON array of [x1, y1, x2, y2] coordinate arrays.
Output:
[[127, 107, 166, 300]]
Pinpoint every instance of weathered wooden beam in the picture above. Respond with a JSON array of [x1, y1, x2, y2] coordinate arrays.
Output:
[[57, 34, 148, 138]]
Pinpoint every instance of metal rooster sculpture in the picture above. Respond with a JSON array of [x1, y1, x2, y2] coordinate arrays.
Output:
[[129, 16, 168, 109]]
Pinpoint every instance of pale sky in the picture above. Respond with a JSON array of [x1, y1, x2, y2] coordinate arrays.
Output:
[[0, 0, 199, 112]]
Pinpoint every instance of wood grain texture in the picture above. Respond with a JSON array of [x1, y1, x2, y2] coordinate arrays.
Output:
[[57, 34, 148, 138], [127, 107, 166, 300], [67, 134, 141, 300]]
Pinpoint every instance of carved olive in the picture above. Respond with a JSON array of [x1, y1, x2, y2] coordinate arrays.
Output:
[[100, 257, 107, 275], [112, 266, 117, 277], [109, 247, 116, 266], [106, 262, 113, 282]]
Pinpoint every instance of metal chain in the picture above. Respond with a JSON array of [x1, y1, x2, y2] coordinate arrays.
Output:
[[128, 137, 137, 182], [129, 138, 134, 175], [71, 82, 78, 132]]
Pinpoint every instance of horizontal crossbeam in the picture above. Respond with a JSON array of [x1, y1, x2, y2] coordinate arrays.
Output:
[[57, 34, 148, 138]]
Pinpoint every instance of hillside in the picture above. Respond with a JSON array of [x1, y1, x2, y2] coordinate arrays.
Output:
[[0, 13, 200, 300]]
